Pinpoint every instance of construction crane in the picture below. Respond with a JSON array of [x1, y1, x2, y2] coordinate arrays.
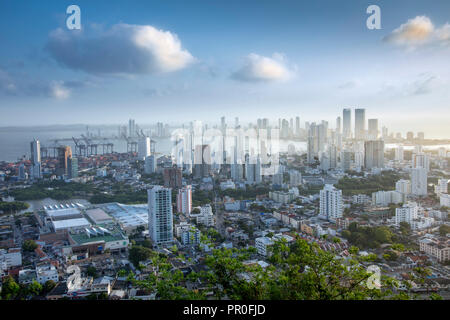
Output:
[[121, 132, 137, 153], [81, 134, 98, 155], [72, 137, 87, 157]]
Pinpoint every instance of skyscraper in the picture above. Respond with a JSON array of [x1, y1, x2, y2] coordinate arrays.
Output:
[[194, 144, 211, 179], [245, 155, 262, 184], [368, 119, 379, 140], [336, 116, 341, 135], [68, 157, 78, 179], [30, 139, 41, 179], [128, 119, 136, 137], [319, 184, 343, 222], [341, 150, 352, 172], [364, 140, 384, 169], [138, 137, 151, 160], [295, 116, 300, 137], [307, 123, 319, 163], [355, 108, 366, 140], [56, 146, 72, 176], [412, 153, 430, 172], [148, 186, 173, 244], [342, 108, 351, 139]]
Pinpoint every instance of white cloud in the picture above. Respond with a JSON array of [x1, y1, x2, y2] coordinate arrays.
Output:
[[46, 24, 195, 75], [232, 53, 293, 82], [50, 81, 70, 99], [0, 68, 73, 99], [384, 16, 450, 48]]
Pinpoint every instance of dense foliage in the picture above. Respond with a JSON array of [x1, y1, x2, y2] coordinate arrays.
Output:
[[341, 223, 394, 249], [335, 171, 403, 196], [0, 201, 29, 213]]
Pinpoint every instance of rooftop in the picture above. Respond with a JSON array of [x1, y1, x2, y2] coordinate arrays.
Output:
[[52, 218, 91, 230], [69, 225, 127, 245]]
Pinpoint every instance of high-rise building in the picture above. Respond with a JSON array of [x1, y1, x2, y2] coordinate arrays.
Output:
[[412, 153, 430, 172], [307, 123, 319, 164], [194, 144, 211, 179], [364, 140, 384, 169], [163, 166, 182, 189], [354, 108, 366, 140], [245, 155, 262, 184], [354, 151, 364, 171], [319, 184, 343, 222], [30, 139, 41, 179], [406, 131, 414, 141], [177, 185, 192, 215], [56, 146, 72, 176], [336, 116, 341, 134], [128, 119, 136, 137], [396, 179, 411, 195], [148, 186, 173, 244], [68, 157, 78, 179], [341, 150, 352, 172], [138, 137, 151, 160], [343, 108, 351, 139], [289, 170, 302, 187], [395, 146, 404, 162], [295, 116, 300, 137], [417, 132, 425, 141], [435, 179, 448, 195], [382, 126, 388, 139], [320, 145, 337, 171], [368, 119, 379, 140], [30, 139, 41, 164], [144, 155, 157, 174], [395, 203, 418, 226], [411, 168, 427, 196], [18, 163, 26, 180]]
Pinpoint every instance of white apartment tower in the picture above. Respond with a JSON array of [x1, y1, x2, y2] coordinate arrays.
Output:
[[411, 168, 428, 196], [138, 137, 151, 160], [148, 186, 173, 244], [319, 184, 343, 222]]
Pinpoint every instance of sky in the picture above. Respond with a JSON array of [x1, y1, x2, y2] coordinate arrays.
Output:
[[0, 0, 449, 138]]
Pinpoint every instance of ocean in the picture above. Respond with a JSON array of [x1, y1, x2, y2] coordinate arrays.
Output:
[[0, 125, 311, 162]]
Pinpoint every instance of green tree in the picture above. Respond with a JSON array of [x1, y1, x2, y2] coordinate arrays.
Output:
[[438, 225, 450, 236], [27, 280, 43, 296], [129, 245, 152, 267], [86, 266, 98, 278], [43, 280, 57, 294], [22, 240, 38, 252], [0, 276, 20, 300]]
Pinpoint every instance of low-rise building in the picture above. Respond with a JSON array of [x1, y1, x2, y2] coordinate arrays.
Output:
[[419, 238, 450, 262]]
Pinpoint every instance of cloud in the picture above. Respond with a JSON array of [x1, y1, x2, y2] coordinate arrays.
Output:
[[231, 53, 293, 82], [49, 81, 71, 99], [410, 74, 437, 95], [46, 24, 195, 75], [0, 69, 17, 94], [384, 16, 450, 48], [0, 68, 74, 99], [379, 73, 439, 97], [338, 80, 360, 90]]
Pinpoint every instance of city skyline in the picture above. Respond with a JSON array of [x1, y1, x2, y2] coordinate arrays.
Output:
[[0, 0, 450, 138]]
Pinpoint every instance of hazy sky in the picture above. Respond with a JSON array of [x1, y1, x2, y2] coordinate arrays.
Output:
[[0, 0, 449, 138]]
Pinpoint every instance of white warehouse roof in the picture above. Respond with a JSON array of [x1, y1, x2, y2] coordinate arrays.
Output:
[[52, 218, 91, 231]]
